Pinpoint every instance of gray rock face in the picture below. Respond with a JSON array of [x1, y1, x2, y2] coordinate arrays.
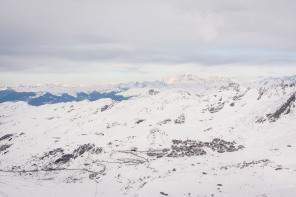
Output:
[[233, 93, 246, 101], [55, 154, 73, 164], [73, 144, 102, 158], [158, 119, 172, 125], [257, 87, 266, 100], [0, 144, 11, 153], [41, 148, 64, 160], [101, 105, 109, 112], [208, 103, 224, 113], [41, 144, 103, 165], [0, 134, 13, 141], [256, 116, 266, 123], [174, 114, 185, 124], [266, 93, 295, 122], [148, 89, 159, 95], [135, 119, 145, 124]]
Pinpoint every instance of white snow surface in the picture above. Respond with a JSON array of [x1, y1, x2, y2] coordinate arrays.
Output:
[[0, 78, 296, 197]]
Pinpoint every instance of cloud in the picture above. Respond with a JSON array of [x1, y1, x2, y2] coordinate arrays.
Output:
[[0, 0, 296, 78]]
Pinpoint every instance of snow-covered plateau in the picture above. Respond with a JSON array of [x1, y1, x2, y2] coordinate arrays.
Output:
[[0, 74, 296, 197]]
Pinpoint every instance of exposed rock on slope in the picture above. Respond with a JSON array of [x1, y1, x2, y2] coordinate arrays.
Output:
[[39, 144, 103, 165], [266, 93, 295, 122], [174, 114, 185, 124]]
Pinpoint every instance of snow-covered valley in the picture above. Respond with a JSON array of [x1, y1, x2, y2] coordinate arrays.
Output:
[[0, 74, 296, 197]]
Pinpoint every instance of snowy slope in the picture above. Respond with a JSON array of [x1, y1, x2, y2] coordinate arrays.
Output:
[[0, 76, 296, 197]]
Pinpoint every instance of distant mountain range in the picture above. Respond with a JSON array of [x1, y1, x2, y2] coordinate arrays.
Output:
[[0, 73, 295, 106]]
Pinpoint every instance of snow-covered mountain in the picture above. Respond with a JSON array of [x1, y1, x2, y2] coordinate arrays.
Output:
[[0, 73, 235, 106], [2, 80, 168, 96], [162, 72, 233, 84], [0, 81, 168, 106], [0, 75, 296, 196], [162, 72, 235, 92]]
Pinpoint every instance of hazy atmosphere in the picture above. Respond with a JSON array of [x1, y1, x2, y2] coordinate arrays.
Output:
[[1, 0, 296, 85]]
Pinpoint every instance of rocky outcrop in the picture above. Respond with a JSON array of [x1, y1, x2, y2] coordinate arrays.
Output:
[[135, 119, 145, 124], [257, 87, 266, 100], [158, 119, 172, 125], [148, 89, 159, 95], [101, 101, 116, 112], [266, 93, 295, 122], [208, 103, 224, 113], [174, 114, 185, 124], [72, 144, 102, 158], [233, 91, 247, 101], [0, 134, 13, 141], [39, 144, 103, 165], [55, 154, 73, 164], [101, 105, 109, 112], [0, 144, 11, 154]]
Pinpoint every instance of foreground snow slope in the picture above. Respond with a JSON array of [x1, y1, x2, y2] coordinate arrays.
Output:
[[0, 80, 296, 197]]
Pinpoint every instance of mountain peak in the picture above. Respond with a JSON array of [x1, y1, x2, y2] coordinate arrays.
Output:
[[162, 73, 232, 84]]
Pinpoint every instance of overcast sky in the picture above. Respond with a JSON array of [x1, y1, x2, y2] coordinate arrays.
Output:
[[1, 0, 296, 85]]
